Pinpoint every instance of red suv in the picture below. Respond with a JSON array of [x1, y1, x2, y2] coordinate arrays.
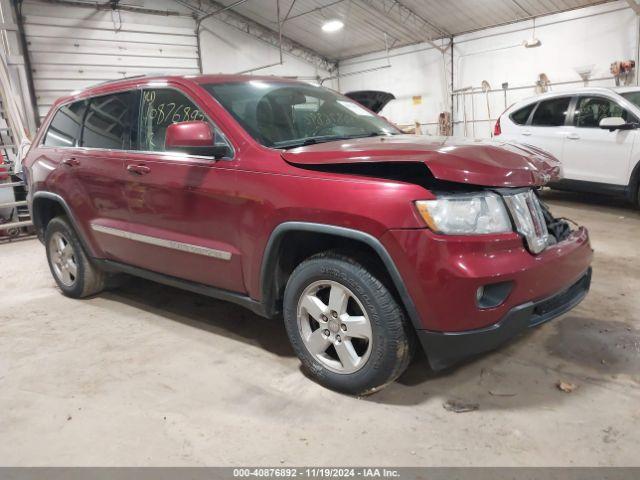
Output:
[[23, 75, 593, 395]]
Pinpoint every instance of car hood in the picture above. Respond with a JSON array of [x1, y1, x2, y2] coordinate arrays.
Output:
[[281, 135, 561, 187], [344, 90, 396, 113]]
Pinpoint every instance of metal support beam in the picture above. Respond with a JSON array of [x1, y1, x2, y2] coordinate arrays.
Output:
[[177, 0, 336, 73], [355, 0, 450, 52]]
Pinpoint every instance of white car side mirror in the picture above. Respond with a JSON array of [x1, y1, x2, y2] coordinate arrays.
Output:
[[599, 116, 634, 131]]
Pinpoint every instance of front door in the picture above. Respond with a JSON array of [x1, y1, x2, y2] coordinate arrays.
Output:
[[561, 95, 637, 185], [119, 87, 245, 293]]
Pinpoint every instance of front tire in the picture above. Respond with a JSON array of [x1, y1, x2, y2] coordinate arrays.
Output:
[[45, 216, 106, 298], [283, 252, 415, 395]]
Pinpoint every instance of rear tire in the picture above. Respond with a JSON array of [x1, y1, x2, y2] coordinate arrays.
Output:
[[283, 252, 415, 395], [45, 216, 106, 298]]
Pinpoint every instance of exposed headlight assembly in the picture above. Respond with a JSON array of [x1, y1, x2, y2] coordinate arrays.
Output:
[[416, 192, 512, 235]]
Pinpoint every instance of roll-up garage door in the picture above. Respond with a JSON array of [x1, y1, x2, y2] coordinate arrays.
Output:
[[21, 0, 200, 120]]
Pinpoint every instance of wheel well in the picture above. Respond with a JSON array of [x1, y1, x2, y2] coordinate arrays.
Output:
[[264, 230, 400, 317], [628, 160, 640, 204], [32, 197, 66, 239]]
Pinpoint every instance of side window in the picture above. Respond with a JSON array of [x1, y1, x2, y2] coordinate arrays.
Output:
[[530, 97, 571, 127], [81, 91, 137, 150], [139, 88, 227, 153], [43, 100, 88, 147], [573, 96, 637, 128], [510, 103, 536, 125]]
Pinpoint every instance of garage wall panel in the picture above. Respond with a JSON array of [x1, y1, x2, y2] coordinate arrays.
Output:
[[22, 1, 200, 119], [339, 0, 638, 137]]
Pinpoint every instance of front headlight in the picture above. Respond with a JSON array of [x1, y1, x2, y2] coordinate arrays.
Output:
[[415, 192, 512, 235]]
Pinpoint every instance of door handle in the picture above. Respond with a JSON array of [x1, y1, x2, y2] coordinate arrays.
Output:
[[521, 130, 532, 136], [126, 164, 151, 175], [62, 157, 79, 167], [566, 133, 580, 140]]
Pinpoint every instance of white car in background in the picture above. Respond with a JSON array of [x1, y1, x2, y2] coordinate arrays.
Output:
[[494, 86, 640, 206]]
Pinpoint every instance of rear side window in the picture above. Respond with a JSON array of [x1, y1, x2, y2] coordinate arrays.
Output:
[[81, 91, 137, 150], [573, 96, 637, 128], [43, 100, 88, 147], [530, 97, 571, 127], [510, 103, 535, 125]]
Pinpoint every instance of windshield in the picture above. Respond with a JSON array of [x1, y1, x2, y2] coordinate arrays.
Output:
[[620, 91, 640, 109], [203, 80, 400, 149]]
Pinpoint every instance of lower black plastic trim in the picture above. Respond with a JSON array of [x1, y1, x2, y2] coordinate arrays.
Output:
[[94, 258, 269, 318], [548, 179, 628, 198], [259, 222, 423, 331], [419, 268, 592, 371]]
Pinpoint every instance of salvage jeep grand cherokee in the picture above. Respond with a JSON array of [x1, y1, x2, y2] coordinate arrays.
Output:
[[23, 75, 593, 395]]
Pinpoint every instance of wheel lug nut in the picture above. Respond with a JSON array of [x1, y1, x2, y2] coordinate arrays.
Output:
[[335, 335, 341, 343], [340, 324, 347, 331], [323, 329, 330, 336], [320, 314, 327, 321], [331, 311, 338, 319]]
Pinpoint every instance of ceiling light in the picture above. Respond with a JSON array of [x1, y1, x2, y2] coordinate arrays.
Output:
[[322, 19, 344, 33], [523, 18, 541, 48]]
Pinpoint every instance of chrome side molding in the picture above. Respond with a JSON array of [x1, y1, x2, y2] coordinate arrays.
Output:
[[90, 223, 232, 261]]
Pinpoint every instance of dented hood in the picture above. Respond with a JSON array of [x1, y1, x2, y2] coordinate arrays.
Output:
[[281, 135, 561, 187]]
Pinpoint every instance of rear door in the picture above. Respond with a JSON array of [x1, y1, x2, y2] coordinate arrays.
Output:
[[522, 96, 573, 159], [77, 90, 138, 261], [561, 95, 637, 184], [119, 86, 245, 293], [36, 95, 132, 260]]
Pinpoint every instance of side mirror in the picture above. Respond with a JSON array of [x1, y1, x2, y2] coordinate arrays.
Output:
[[599, 116, 637, 131], [165, 121, 231, 158]]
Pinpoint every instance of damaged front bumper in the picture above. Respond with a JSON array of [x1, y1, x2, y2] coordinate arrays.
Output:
[[417, 268, 592, 370]]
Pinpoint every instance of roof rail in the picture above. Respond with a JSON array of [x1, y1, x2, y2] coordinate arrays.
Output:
[[92, 74, 150, 87]]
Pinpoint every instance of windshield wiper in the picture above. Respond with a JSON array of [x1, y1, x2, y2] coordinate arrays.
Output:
[[276, 132, 393, 149], [277, 135, 351, 149]]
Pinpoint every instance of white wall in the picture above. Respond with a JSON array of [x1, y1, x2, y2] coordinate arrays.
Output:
[[338, 41, 450, 133], [338, 1, 640, 137], [199, 17, 334, 85]]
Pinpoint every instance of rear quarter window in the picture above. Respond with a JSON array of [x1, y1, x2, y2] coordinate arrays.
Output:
[[43, 100, 88, 147], [509, 103, 536, 125]]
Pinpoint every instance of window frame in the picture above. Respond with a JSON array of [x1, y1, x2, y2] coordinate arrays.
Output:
[[39, 84, 235, 161], [569, 94, 639, 129], [527, 95, 574, 128]]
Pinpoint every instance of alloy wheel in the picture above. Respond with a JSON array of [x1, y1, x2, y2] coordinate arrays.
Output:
[[49, 231, 78, 287], [296, 280, 373, 374]]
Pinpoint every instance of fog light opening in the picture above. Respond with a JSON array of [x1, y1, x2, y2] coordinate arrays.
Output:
[[476, 281, 513, 309]]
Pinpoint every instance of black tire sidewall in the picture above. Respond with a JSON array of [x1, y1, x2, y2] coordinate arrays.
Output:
[[283, 255, 409, 395], [45, 217, 89, 298]]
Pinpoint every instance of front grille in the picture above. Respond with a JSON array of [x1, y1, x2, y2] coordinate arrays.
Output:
[[503, 190, 550, 254]]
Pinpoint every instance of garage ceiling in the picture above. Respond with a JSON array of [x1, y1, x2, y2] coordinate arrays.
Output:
[[211, 0, 615, 60]]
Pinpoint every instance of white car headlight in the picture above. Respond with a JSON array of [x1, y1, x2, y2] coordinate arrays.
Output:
[[416, 192, 512, 235]]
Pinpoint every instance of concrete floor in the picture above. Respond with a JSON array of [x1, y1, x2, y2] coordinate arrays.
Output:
[[1, 190, 639, 466]]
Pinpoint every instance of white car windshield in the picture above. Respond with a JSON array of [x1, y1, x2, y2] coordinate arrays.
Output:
[[620, 91, 640, 110]]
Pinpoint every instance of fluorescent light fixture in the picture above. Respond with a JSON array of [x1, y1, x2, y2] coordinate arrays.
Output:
[[322, 19, 344, 33], [523, 38, 541, 48]]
